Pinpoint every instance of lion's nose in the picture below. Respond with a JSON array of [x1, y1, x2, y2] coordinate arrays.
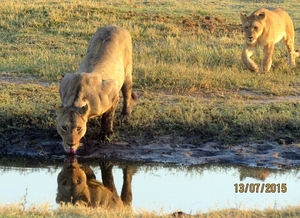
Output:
[[67, 143, 76, 147]]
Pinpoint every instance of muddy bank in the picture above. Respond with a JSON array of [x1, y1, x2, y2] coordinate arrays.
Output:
[[1, 131, 300, 169], [77, 139, 300, 169]]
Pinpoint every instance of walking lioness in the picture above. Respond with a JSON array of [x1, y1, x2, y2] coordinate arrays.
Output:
[[240, 8, 299, 72], [57, 25, 138, 154]]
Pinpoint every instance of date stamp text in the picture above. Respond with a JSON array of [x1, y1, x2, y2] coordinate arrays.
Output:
[[234, 183, 287, 193]]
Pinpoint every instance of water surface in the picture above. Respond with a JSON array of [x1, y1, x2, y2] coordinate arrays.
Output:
[[0, 159, 299, 214]]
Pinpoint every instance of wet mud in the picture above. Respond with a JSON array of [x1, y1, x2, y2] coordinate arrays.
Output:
[[1, 130, 300, 169]]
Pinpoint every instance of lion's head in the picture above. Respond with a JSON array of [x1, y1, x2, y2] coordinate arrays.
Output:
[[240, 10, 266, 44], [57, 105, 89, 154], [56, 162, 91, 206]]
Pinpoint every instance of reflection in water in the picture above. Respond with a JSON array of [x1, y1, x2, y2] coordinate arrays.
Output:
[[239, 167, 271, 181], [56, 156, 136, 210], [0, 158, 299, 213]]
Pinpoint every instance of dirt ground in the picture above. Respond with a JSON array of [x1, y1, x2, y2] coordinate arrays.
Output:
[[1, 130, 300, 169]]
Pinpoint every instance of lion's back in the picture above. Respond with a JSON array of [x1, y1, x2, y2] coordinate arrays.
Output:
[[79, 25, 132, 78]]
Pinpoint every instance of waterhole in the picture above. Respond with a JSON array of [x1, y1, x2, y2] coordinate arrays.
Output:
[[0, 157, 299, 214]]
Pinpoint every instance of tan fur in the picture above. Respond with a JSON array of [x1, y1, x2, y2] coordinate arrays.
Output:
[[240, 8, 299, 72], [56, 162, 124, 209], [57, 25, 138, 153]]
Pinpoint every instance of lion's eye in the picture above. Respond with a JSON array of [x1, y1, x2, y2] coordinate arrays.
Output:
[[77, 127, 82, 132], [77, 179, 82, 184], [61, 126, 67, 132], [254, 26, 258, 31]]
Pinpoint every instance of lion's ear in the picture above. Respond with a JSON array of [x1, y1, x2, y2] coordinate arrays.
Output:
[[240, 13, 248, 23], [59, 73, 74, 101], [56, 195, 61, 204], [81, 165, 97, 180], [56, 105, 64, 116], [79, 104, 88, 115], [56, 193, 65, 204], [256, 12, 265, 20]]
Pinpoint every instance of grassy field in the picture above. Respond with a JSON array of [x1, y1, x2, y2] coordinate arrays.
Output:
[[1, 0, 300, 144], [1, 0, 300, 216]]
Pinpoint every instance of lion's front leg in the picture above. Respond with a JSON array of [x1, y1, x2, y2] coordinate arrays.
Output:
[[100, 97, 119, 140], [261, 44, 274, 73], [99, 161, 118, 196], [242, 45, 259, 72]]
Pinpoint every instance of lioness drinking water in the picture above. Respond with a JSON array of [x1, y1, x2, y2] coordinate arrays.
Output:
[[57, 25, 138, 154]]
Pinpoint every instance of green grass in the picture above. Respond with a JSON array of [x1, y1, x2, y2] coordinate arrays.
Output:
[[1, 0, 300, 145]]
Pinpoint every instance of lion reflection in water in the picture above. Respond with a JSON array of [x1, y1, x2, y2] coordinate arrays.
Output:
[[239, 167, 270, 181], [56, 159, 135, 209]]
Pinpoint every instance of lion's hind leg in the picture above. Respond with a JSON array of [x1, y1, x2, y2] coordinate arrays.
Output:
[[284, 36, 299, 67], [121, 166, 137, 207], [287, 50, 300, 66]]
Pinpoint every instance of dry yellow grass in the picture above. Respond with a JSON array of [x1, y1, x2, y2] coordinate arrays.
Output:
[[0, 203, 299, 218]]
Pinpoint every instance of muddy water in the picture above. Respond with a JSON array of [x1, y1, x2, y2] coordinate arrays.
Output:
[[0, 159, 299, 214]]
